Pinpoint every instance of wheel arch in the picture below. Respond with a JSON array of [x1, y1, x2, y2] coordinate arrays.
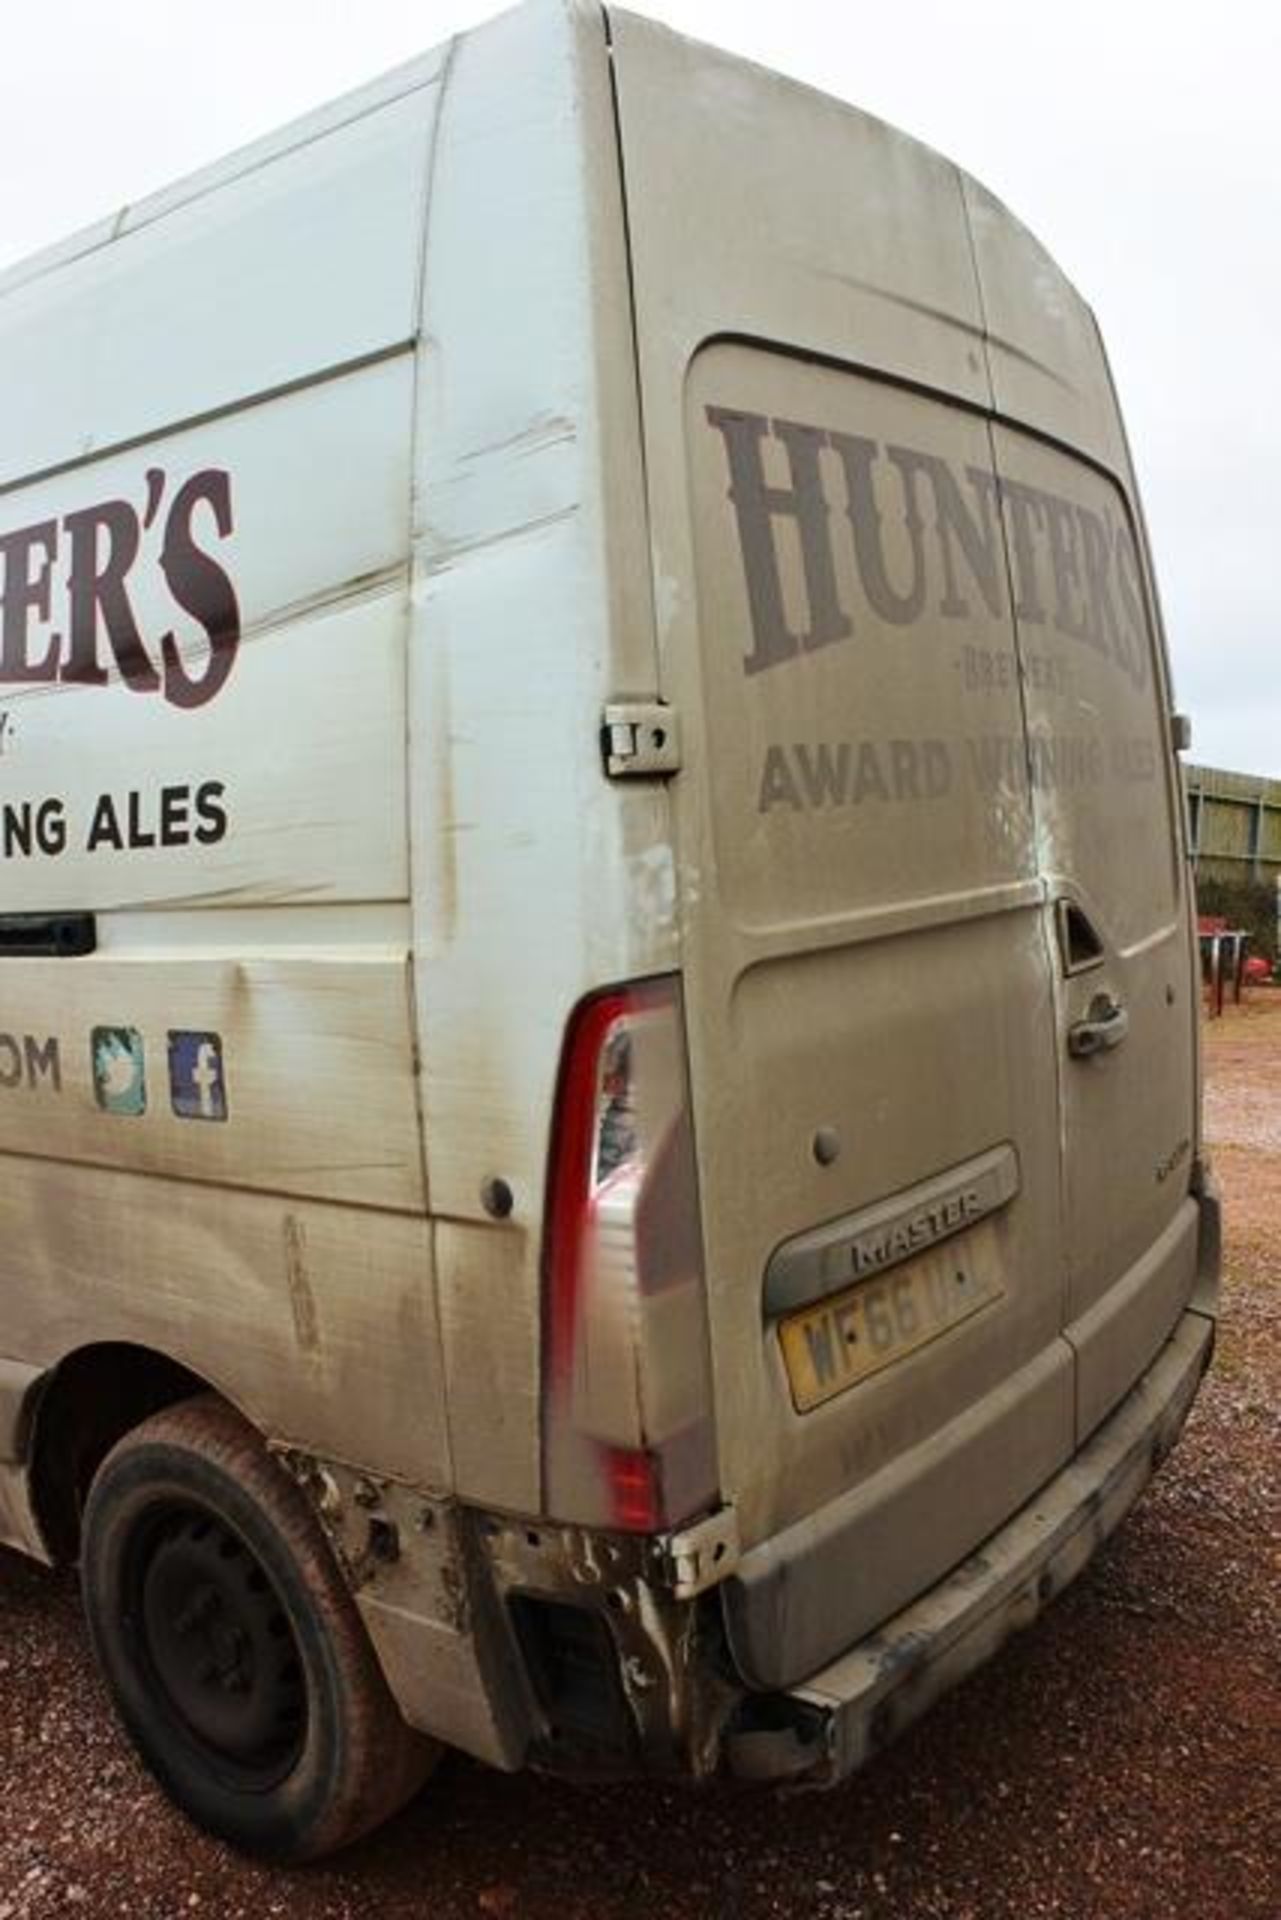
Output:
[[26, 1341, 230, 1563], [78, 1390, 439, 1857]]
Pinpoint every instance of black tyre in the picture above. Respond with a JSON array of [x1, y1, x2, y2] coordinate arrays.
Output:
[[81, 1394, 439, 1861]]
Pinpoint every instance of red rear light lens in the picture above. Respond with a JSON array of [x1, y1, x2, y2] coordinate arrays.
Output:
[[542, 978, 717, 1533]]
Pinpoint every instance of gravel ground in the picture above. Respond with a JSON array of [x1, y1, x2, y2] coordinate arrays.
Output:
[[2, 1000, 1278, 1920]]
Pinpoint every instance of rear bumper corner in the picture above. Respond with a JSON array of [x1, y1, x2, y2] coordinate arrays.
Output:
[[725, 1305, 1213, 1785]]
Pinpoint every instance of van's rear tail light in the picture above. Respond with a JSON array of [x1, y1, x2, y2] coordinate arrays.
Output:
[[543, 978, 718, 1533]]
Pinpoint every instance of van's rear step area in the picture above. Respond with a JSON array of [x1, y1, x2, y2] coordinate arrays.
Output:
[[726, 1308, 1214, 1785]]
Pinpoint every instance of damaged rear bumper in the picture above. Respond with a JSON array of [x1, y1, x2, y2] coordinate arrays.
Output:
[[728, 1304, 1214, 1783]]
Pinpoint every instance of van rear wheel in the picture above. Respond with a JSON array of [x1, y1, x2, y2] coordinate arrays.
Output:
[[81, 1394, 438, 1861]]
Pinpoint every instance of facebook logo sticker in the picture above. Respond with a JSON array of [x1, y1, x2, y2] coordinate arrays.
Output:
[[168, 1031, 229, 1122]]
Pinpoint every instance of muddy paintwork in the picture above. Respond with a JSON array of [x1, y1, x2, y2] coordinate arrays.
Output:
[[0, 0, 1214, 1781], [608, 7, 1202, 1684]]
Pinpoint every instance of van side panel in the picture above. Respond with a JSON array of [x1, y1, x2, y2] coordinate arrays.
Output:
[[0, 924, 423, 1211], [0, 3, 665, 1766], [0, 88, 444, 1480], [0, 71, 440, 490], [0, 1158, 447, 1477], [409, 0, 669, 1512], [0, 40, 550, 1764]]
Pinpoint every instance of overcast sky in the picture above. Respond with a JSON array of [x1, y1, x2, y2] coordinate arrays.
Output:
[[2, 1, 1276, 777]]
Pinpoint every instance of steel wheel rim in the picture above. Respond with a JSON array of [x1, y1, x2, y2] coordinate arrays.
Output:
[[124, 1500, 308, 1790]]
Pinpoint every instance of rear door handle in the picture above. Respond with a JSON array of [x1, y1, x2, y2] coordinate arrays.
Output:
[[1068, 994, 1129, 1059]]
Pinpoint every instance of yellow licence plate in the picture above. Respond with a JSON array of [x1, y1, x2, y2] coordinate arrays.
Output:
[[779, 1230, 1004, 1413]]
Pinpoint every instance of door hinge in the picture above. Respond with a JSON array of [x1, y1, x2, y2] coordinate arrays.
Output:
[[601, 701, 681, 778]]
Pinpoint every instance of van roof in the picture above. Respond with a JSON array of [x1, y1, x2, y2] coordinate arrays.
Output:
[[1, 0, 1116, 481], [0, 35, 448, 298], [1, 0, 1074, 319]]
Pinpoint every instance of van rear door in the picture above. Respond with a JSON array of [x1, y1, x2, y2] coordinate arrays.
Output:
[[609, 12, 1076, 1687], [989, 423, 1198, 1441], [962, 189, 1200, 1444]]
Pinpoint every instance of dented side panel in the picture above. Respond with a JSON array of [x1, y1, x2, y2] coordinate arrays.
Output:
[[0, 50, 451, 1556], [408, 0, 673, 1513], [0, 0, 673, 1768], [0, 927, 424, 1211], [0, 1158, 450, 1486]]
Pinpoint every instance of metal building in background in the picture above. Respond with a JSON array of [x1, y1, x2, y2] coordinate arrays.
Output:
[[1184, 763, 1281, 884]]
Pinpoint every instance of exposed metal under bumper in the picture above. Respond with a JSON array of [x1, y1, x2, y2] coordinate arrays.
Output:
[[728, 1306, 1213, 1784]]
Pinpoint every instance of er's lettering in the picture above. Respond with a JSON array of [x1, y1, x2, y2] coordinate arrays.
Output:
[[0, 469, 241, 710]]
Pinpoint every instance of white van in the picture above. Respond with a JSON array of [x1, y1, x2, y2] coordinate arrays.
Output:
[[0, 0, 1218, 1860]]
